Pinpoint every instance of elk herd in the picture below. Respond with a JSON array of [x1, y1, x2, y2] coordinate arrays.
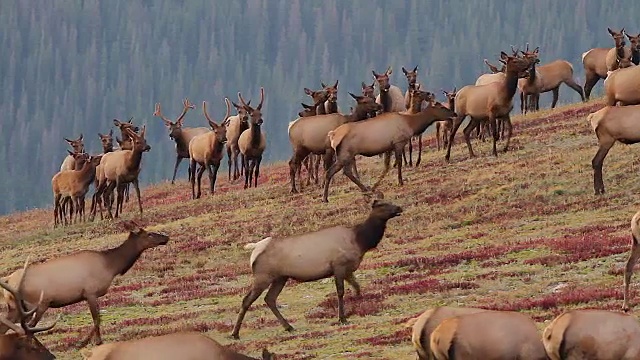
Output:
[[4, 26, 640, 359]]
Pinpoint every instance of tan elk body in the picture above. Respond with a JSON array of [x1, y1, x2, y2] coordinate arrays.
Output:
[[405, 306, 487, 360], [429, 310, 547, 360], [231, 201, 402, 339], [604, 63, 640, 106], [0, 221, 169, 347], [188, 100, 230, 199], [82, 332, 276, 360], [542, 309, 640, 360], [52, 153, 102, 226], [588, 105, 640, 195], [475, 59, 506, 86]]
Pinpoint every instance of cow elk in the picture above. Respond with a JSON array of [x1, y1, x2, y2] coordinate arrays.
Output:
[[59, 134, 85, 171], [238, 88, 267, 189], [429, 310, 548, 360], [435, 88, 457, 151], [583, 27, 627, 100], [322, 80, 339, 114], [154, 98, 208, 184], [542, 309, 640, 359], [112, 117, 140, 206], [605, 27, 631, 72], [588, 105, 640, 195], [288, 92, 382, 193], [188, 100, 230, 199], [231, 200, 402, 339], [323, 90, 454, 202], [402, 65, 430, 166], [604, 60, 640, 106], [445, 51, 535, 162], [81, 332, 276, 360], [405, 306, 487, 360], [225, 97, 251, 182], [1, 221, 169, 347], [299, 88, 331, 187]]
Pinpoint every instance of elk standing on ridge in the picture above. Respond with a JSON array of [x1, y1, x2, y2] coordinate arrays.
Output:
[[588, 104, 640, 195], [583, 27, 627, 100], [299, 87, 331, 186], [542, 309, 640, 359], [0, 221, 169, 347], [188, 100, 230, 199], [238, 88, 267, 189], [405, 306, 487, 360], [154, 98, 207, 184], [435, 89, 457, 151], [429, 310, 548, 360], [112, 118, 140, 206], [52, 153, 102, 227], [81, 332, 276, 360], [287, 93, 382, 193], [605, 28, 631, 72], [59, 134, 85, 171], [323, 90, 454, 203], [225, 97, 251, 182], [231, 200, 402, 339], [445, 51, 535, 162]]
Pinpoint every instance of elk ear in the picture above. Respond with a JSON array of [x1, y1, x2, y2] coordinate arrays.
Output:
[[349, 92, 359, 100], [608, 27, 615, 36], [372, 199, 381, 208], [109, 129, 113, 136], [402, 66, 408, 75], [413, 65, 418, 72], [321, 82, 327, 88], [533, 47, 539, 54], [113, 119, 121, 127], [140, 125, 147, 138], [261, 348, 273, 360], [122, 221, 143, 234], [500, 51, 509, 60], [334, 79, 338, 88], [304, 88, 313, 96], [372, 70, 378, 78], [361, 81, 367, 89], [64, 138, 73, 144]]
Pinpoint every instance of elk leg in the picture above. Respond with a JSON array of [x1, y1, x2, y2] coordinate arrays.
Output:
[[436, 123, 442, 151], [248, 159, 257, 188], [231, 279, 271, 339], [342, 159, 369, 194], [592, 142, 614, 195], [322, 159, 345, 203], [190, 159, 197, 199], [623, 234, 640, 312], [372, 151, 393, 191], [445, 115, 465, 162], [345, 273, 361, 297], [334, 275, 348, 324], [564, 79, 585, 102], [243, 155, 250, 189], [124, 183, 130, 204], [289, 151, 305, 193], [462, 117, 479, 158], [264, 277, 294, 332], [501, 116, 513, 153], [395, 146, 404, 186], [210, 163, 220, 194], [583, 72, 600, 101], [314, 154, 321, 185], [196, 165, 206, 198], [114, 184, 125, 218], [520, 92, 526, 114], [254, 155, 262, 188], [227, 146, 233, 181], [171, 156, 182, 185], [131, 179, 142, 214], [78, 296, 101, 347], [416, 134, 423, 166], [488, 116, 498, 156], [407, 140, 413, 167], [551, 88, 560, 108]]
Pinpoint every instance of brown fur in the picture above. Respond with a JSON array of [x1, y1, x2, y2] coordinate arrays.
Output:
[[296, 101, 326, 188], [98, 130, 114, 154], [323, 95, 455, 202], [623, 209, 640, 311], [430, 310, 547, 360], [0, 261, 57, 360], [287, 93, 382, 193], [406, 306, 487, 360], [588, 105, 640, 195], [59, 134, 85, 172], [322, 80, 339, 114], [52, 153, 101, 227], [82, 332, 276, 360], [1, 221, 168, 347], [225, 98, 251, 182], [604, 62, 640, 106], [583, 27, 626, 100], [154, 98, 209, 184], [111, 118, 140, 207], [237, 88, 267, 189], [605, 28, 631, 72], [445, 51, 534, 162], [436, 89, 457, 151], [231, 200, 402, 339], [188, 100, 230, 199], [542, 309, 640, 360]]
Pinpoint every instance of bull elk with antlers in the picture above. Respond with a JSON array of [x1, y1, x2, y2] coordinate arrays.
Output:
[[238, 88, 267, 189], [154, 98, 208, 184]]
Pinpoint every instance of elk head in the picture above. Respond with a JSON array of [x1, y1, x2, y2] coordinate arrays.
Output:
[[298, 103, 317, 117], [442, 87, 457, 103], [321, 80, 339, 104], [303, 88, 329, 107], [361, 81, 376, 99], [0, 260, 57, 360], [349, 92, 383, 115], [402, 65, 419, 88], [238, 87, 265, 127], [113, 117, 140, 148], [124, 124, 151, 153], [608, 27, 627, 48], [227, 97, 250, 127], [372, 66, 393, 92], [202, 100, 230, 145], [98, 129, 114, 153], [122, 220, 169, 250], [408, 87, 433, 110], [500, 51, 536, 78], [153, 98, 195, 140], [64, 134, 84, 154], [626, 32, 640, 52], [616, 51, 635, 69]]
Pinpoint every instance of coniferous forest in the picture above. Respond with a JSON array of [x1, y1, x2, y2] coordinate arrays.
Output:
[[1, 0, 638, 214]]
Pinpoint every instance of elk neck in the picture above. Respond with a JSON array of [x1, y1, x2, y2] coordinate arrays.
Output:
[[250, 123, 262, 148], [349, 104, 373, 122], [404, 109, 447, 136], [503, 67, 521, 101], [353, 214, 390, 253], [526, 61, 537, 85], [126, 146, 145, 172], [100, 234, 146, 276], [632, 48, 640, 65], [379, 90, 393, 112]]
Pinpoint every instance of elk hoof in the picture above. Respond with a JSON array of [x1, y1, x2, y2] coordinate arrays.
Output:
[[338, 318, 349, 325], [231, 333, 240, 340], [285, 325, 295, 332]]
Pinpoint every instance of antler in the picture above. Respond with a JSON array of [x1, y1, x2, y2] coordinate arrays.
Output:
[[175, 98, 194, 125], [153, 103, 172, 125], [257, 87, 265, 110], [0, 258, 58, 335], [510, 45, 520, 56], [223, 98, 231, 125]]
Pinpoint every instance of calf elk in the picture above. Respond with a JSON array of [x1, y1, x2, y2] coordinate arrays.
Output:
[[238, 88, 267, 189], [52, 153, 102, 227], [82, 332, 276, 360], [154, 98, 208, 184], [0, 262, 57, 360], [188, 100, 230, 199], [543, 309, 640, 359], [1, 221, 169, 347], [231, 200, 402, 339]]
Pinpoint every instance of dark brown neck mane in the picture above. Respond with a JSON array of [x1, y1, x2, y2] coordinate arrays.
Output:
[[526, 62, 537, 85], [503, 66, 521, 102], [348, 104, 374, 123], [379, 88, 393, 112], [325, 101, 338, 114], [404, 109, 450, 137], [250, 123, 262, 148], [353, 215, 390, 253], [100, 235, 144, 276]]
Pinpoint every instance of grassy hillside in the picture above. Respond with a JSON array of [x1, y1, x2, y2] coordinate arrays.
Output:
[[2, 98, 639, 359]]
